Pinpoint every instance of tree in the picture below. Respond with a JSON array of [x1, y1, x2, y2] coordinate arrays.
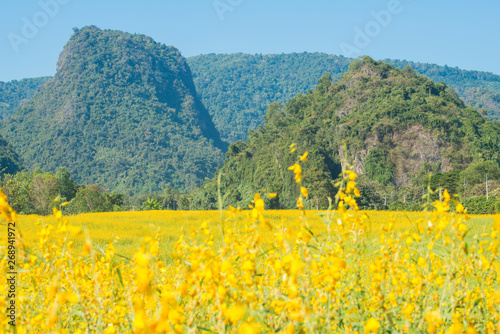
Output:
[[1, 171, 35, 214], [56, 167, 78, 201], [32, 173, 59, 215], [66, 184, 113, 214]]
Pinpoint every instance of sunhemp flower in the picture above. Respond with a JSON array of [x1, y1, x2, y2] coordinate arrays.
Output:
[[300, 187, 309, 198], [300, 151, 308, 161], [364, 317, 380, 333]]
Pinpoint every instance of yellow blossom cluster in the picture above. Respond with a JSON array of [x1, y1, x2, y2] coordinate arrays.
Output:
[[0, 171, 500, 332]]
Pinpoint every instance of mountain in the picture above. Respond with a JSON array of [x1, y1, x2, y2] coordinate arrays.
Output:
[[384, 59, 500, 120], [187, 53, 500, 143], [0, 26, 226, 194], [4, 53, 500, 146], [188, 57, 500, 209], [0, 77, 51, 119], [0, 134, 23, 177], [187, 53, 351, 143]]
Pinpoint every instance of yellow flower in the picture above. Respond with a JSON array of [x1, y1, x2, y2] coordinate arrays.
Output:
[[300, 151, 308, 161], [297, 197, 304, 210], [82, 241, 91, 256], [227, 304, 246, 324], [255, 194, 265, 212], [458, 223, 467, 234], [267, 193, 277, 198], [364, 317, 380, 333], [456, 202, 464, 213], [300, 187, 309, 198], [443, 189, 450, 202], [103, 325, 116, 334], [238, 320, 261, 334]]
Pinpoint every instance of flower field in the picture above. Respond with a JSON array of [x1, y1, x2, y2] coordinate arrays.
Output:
[[1, 169, 500, 333]]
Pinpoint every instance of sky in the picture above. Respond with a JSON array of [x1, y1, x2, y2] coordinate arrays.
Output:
[[1, 0, 499, 82]]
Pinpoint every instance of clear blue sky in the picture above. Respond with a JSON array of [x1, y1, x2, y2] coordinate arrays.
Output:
[[1, 0, 499, 81]]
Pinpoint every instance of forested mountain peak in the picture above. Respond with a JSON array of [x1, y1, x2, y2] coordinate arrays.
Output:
[[0, 26, 226, 194], [189, 56, 500, 209], [188, 53, 500, 143]]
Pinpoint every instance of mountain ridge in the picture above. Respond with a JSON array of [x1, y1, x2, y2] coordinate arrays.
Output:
[[0, 26, 226, 194], [188, 56, 500, 209]]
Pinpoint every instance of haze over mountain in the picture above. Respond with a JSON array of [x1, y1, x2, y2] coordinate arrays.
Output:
[[0, 26, 227, 194], [190, 57, 500, 209]]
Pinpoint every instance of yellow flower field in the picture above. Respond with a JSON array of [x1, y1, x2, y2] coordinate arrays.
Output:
[[1, 168, 500, 333], [4, 209, 497, 259]]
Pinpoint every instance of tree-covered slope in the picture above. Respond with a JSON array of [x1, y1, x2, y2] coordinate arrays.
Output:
[[384, 59, 500, 120], [5, 53, 500, 146], [187, 53, 500, 143], [0, 134, 23, 177], [187, 53, 351, 143], [0, 26, 226, 194], [189, 57, 500, 210], [0, 77, 51, 119]]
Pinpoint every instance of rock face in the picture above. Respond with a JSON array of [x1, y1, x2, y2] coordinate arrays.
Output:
[[0, 26, 227, 193]]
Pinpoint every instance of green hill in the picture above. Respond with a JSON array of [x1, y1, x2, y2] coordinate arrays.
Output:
[[0, 134, 23, 177], [189, 57, 500, 209], [0, 26, 226, 194], [4, 53, 500, 146], [187, 53, 500, 143], [0, 77, 51, 119]]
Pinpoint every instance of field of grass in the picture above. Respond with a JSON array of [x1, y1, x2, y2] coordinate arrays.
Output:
[[1, 170, 500, 333]]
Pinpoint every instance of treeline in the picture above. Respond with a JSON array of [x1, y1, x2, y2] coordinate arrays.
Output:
[[1, 168, 120, 215], [2, 160, 499, 215], [0, 167, 191, 215], [354, 160, 500, 214]]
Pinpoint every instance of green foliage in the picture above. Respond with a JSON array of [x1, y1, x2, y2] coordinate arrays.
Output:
[[31, 170, 59, 215], [187, 53, 351, 143], [142, 198, 161, 210], [355, 176, 386, 210], [464, 196, 500, 215], [189, 57, 500, 210], [1, 167, 84, 215], [0, 26, 226, 195], [0, 134, 23, 177], [56, 167, 78, 201], [0, 77, 50, 119], [188, 53, 500, 143], [460, 161, 500, 186], [65, 184, 122, 214], [1, 171, 35, 214], [385, 59, 500, 121], [364, 148, 395, 185], [430, 170, 461, 196]]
